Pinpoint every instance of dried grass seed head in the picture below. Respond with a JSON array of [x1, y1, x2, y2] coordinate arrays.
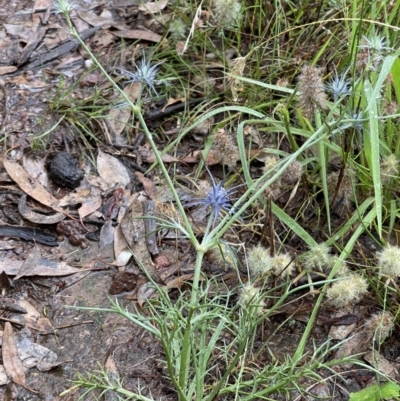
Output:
[[377, 244, 400, 279], [282, 160, 303, 184], [297, 65, 327, 122], [214, 128, 239, 169]]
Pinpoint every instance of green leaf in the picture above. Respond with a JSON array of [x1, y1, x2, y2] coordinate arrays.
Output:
[[349, 381, 400, 401]]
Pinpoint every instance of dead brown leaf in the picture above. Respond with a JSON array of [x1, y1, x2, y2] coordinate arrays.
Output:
[[2, 323, 31, 391], [3, 160, 58, 208], [0, 256, 82, 277], [14, 246, 41, 281], [112, 30, 162, 43], [97, 150, 130, 189], [135, 172, 157, 200], [138, 0, 168, 14]]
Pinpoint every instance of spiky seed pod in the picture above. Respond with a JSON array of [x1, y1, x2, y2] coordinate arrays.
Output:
[[302, 243, 331, 272], [297, 65, 327, 122], [364, 312, 393, 343], [214, 128, 239, 169], [282, 160, 303, 184], [247, 245, 273, 278], [326, 273, 368, 308], [377, 244, 400, 279]]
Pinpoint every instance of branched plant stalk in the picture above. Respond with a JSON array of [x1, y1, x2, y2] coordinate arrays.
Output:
[[59, 5, 340, 400]]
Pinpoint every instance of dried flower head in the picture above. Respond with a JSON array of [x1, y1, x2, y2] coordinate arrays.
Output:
[[326, 273, 368, 308], [364, 312, 393, 344], [282, 160, 303, 184], [117, 53, 167, 95], [326, 67, 352, 102], [297, 65, 327, 122], [247, 245, 273, 278], [272, 252, 295, 277], [185, 165, 241, 226], [302, 243, 331, 272], [239, 283, 265, 314], [381, 154, 398, 183], [213, 128, 239, 169], [377, 244, 400, 279], [213, 0, 241, 27]]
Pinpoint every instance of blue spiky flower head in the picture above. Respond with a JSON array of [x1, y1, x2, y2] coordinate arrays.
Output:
[[326, 67, 352, 102], [186, 165, 242, 227], [117, 52, 167, 95]]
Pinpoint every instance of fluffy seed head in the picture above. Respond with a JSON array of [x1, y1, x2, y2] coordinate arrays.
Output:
[[271, 253, 295, 277], [213, 0, 241, 27], [377, 244, 400, 279], [239, 283, 265, 314], [297, 65, 327, 122], [380, 154, 398, 183], [326, 273, 368, 308], [247, 245, 273, 278], [302, 243, 331, 272]]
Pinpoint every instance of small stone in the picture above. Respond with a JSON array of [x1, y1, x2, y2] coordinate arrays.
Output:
[[49, 152, 84, 189]]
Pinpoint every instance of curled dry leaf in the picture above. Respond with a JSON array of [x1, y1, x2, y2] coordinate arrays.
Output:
[[18, 195, 65, 225]]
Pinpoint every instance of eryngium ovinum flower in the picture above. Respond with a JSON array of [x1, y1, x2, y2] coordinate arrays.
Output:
[[302, 243, 331, 272], [117, 54, 167, 95], [239, 283, 265, 314], [326, 273, 368, 308], [247, 245, 295, 279], [326, 67, 352, 102], [377, 244, 400, 279], [213, 0, 241, 27], [297, 65, 327, 122], [357, 34, 392, 71]]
